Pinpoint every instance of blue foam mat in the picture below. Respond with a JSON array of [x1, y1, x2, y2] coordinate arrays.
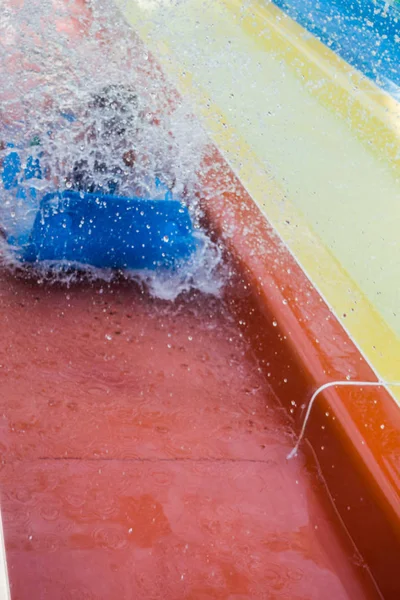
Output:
[[1, 146, 199, 270]]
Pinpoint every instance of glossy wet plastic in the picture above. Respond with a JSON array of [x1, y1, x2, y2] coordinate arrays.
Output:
[[200, 148, 400, 599], [0, 274, 377, 600], [0, 1, 398, 597]]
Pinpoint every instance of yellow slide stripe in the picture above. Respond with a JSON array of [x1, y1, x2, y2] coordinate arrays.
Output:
[[222, 0, 400, 174], [115, 0, 400, 401]]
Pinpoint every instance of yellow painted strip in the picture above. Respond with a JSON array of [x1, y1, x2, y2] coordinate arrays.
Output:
[[185, 87, 400, 391], [115, 0, 400, 401], [222, 0, 400, 174]]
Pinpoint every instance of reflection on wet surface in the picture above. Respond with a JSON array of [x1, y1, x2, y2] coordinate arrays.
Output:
[[0, 272, 375, 599]]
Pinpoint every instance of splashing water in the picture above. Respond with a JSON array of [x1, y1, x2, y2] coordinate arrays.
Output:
[[0, 0, 224, 299]]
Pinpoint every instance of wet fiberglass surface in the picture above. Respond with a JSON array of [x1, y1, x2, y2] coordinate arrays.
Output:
[[0, 272, 377, 600], [0, 0, 396, 598], [272, 0, 400, 97]]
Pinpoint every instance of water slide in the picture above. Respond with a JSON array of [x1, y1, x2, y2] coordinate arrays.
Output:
[[0, 1, 399, 598]]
